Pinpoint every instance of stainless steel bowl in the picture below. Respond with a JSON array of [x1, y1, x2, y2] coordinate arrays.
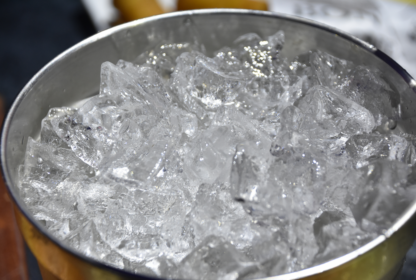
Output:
[[2, 9, 416, 280]]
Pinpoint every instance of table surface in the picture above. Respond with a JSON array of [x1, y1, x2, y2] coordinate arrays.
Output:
[[0, 1, 415, 280]]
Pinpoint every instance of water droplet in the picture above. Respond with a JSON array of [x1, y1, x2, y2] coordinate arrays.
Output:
[[183, 18, 192, 26], [384, 119, 397, 130]]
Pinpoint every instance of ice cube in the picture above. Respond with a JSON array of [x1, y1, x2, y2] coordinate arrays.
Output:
[[280, 105, 304, 132], [298, 85, 376, 138], [184, 128, 233, 185], [349, 159, 412, 231], [179, 235, 260, 280], [243, 238, 286, 277], [346, 133, 416, 168], [286, 214, 317, 272], [341, 66, 397, 123], [313, 210, 346, 252], [312, 216, 373, 265], [93, 204, 133, 249], [233, 31, 284, 78], [214, 47, 243, 73], [230, 144, 271, 204], [171, 52, 211, 119], [22, 137, 94, 189], [184, 183, 254, 250], [135, 42, 198, 79], [309, 50, 354, 90], [142, 255, 179, 278], [174, 53, 247, 110], [40, 107, 75, 148]]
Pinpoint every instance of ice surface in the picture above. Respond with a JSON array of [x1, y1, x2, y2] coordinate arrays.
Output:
[[19, 30, 416, 279]]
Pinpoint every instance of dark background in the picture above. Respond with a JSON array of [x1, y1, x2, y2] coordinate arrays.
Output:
[[0, 0, 416, 279], [0, 1, 96, 279], [0, 0, 95, 111]]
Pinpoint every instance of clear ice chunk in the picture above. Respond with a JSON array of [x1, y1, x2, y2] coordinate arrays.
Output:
[[40, 107, 75, 148], [313, 210, 346, 252], [230, 143, 272, 205], [184, 135, 227, 185], [349, 159, 412, 231], [309, 50, 354, 90], [179, 236, 260, 280], [184, 183, 253, 250], [21, 137, 93, 189], [298, 85, 376, 138], [341, 66, 397, 123], [173, 53, 246, 110], [346, 133, 416, 168]]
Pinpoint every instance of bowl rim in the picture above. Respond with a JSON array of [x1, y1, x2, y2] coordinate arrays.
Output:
[[2, 8, 416, 280]]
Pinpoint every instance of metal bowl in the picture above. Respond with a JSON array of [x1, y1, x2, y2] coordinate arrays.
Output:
[[2, 9, 416, 280]]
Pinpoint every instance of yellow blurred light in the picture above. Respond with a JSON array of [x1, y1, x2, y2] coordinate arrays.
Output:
[[177, 0, 268, 11], [113, 0, 164, 21]]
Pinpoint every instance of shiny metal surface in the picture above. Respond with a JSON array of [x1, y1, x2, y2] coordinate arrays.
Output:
[[2, 9, 416, 280]]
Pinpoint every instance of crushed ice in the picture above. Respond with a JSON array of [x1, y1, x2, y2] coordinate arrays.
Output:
[[19, 30, 416, 279]]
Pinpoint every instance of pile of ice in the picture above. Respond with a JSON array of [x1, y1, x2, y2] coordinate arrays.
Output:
[[19, 30, 416, 279]]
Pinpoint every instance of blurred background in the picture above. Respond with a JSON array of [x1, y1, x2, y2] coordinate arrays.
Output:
[[0, 0, 416, 279]]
